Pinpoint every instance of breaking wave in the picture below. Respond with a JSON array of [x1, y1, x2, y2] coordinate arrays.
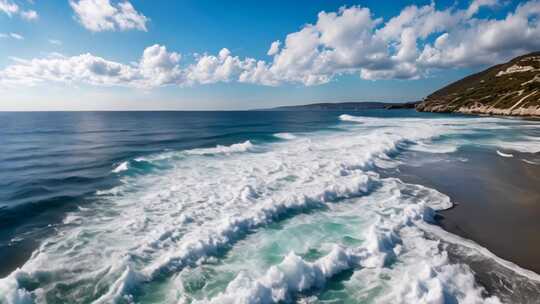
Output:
[[185, 140, 255, 155]]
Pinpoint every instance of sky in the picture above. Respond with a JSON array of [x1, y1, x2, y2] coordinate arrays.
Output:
[[0, 0, 539, 110]]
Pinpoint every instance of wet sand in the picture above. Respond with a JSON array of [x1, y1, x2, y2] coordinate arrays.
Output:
[[390, 146, 540, 274]]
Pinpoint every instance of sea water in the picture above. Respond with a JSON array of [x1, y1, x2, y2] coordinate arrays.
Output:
[[1, 110, 539, 303]]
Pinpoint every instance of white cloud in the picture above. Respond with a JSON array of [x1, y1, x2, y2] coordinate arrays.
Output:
[[0, 0, 18, 17], [70, 0, 148, 32], [267, 40, 281, 56], [48, 39, 62, 45], [9, 32, 23, 40], [0, 45, 278, 88], [418, 1, 540, 68], [0, 0, 38, 20], [466, 0, 499, 18], [187, 48, 256, 85], [20, 9, 38, 20], [0, 32, 24, 40], [2, 1, 540, 88], [258, 0, 540, 83], [138, 44, 183, 87], [0, 52, 140, 87]]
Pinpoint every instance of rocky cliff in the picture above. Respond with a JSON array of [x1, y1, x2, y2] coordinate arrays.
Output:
[[416, 52, 540, 116]]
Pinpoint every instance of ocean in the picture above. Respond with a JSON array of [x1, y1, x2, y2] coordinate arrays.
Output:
[[1, 110, 539, 303]]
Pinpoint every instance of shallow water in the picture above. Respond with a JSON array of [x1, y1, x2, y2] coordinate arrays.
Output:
[[1, 110, 539, 303]]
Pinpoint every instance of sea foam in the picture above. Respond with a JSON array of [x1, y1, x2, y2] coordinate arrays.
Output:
[[185, 140, 255, 155], [112, 161, 129, 173]]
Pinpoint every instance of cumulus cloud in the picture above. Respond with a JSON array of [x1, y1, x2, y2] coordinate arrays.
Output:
[[259, 0, 540, 83], [2, 0, 540, 88], [0, 53, 140, 87], [70, 0, 148, 32], [138, 44, 182, 87], [0, 0, 38, 20], [0, 44, 284, 88], [417, 1, 540, 68]]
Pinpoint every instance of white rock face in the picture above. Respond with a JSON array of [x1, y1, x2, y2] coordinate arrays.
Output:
[[496, 65, 539, 77]]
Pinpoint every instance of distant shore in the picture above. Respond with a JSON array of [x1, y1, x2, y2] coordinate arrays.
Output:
[[255, 101, 420, 111]]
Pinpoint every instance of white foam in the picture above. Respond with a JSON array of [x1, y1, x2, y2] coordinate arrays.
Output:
[[339, 114, 363, 122], [186, 141, 254, 155], [112, 161, 129, 173], [197, 246, 354, 304], [497, 140, 540, 153], [409, 142, 458, 154], [131, 141, 256, 164], [273, 133, 296, 140], [0, 273, 33, 304], [140, 172, 375, 280], [193, 181, 501, 304], [496, 150, 514, 158], [62, 214, 83, 225]]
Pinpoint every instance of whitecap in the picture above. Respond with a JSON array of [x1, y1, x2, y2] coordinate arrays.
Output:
[[273, 133, 296, 140], [339, 114, 363, 123], [112, 161, 129, 173], [185, 140, 255, 155], [0, 272, 33, 304]]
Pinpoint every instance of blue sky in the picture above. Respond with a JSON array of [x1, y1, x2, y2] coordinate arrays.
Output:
[[0, 0, 537, 110]]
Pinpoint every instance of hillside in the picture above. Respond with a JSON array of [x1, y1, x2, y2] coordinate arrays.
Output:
[[416, 52, 540, 116]]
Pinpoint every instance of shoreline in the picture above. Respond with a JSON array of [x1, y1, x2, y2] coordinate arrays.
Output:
[[381, 145, 540, 301], [384, 147, 540, 273], [386, 146, 540, 274]]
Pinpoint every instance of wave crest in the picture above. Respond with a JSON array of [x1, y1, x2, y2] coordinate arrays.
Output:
[[185, 141, 255, 156]]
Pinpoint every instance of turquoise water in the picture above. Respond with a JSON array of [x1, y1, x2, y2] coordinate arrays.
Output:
[[1, 110, 540, 303]]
